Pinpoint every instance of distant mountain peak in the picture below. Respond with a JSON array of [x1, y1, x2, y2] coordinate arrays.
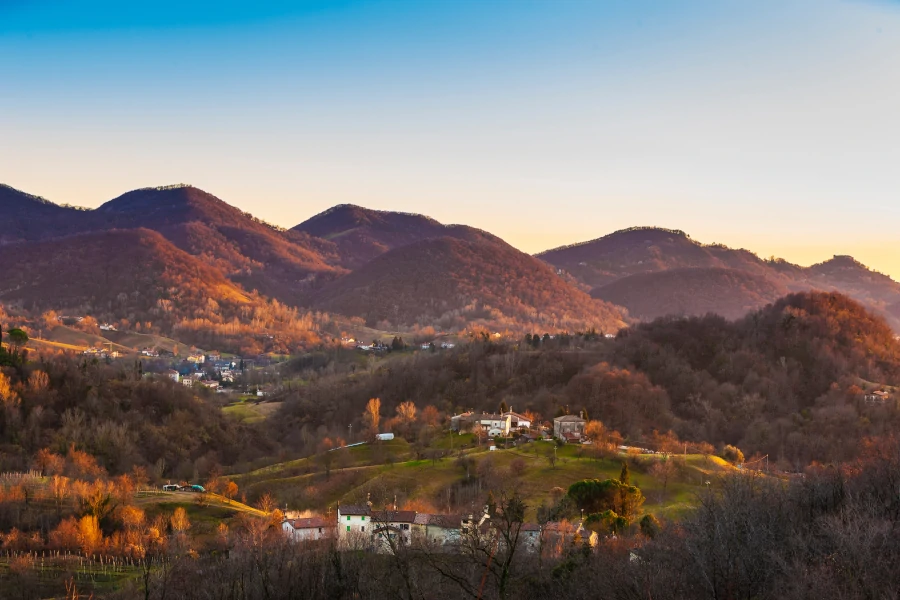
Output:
[[135, 183, 193, 192], [536, 226, 691, 257], [0, 183, 59, 207], [93, 185, 244, 224], [294, 203, 493, 268], [819, 255, 866, 268], [302, 203, 442, 229]]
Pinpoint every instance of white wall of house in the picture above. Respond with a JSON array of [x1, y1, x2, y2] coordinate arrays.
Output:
[[282, 522, 329, 542], [337, 508, 370, 548]]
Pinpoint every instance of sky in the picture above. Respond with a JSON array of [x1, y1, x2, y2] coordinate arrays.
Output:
[[2, 0, 899, 276]]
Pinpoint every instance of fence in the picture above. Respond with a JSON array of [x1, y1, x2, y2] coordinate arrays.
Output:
[[0, 470, 42, 484], [0, 549, 144, 583]]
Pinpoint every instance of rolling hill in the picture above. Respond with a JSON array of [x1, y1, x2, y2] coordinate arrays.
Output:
[[1, 183, 346, 307], [0, 228, 251, 326], [0, 184, 90, 243], [539, 226, 900, 329], [592, 267, 788, 321], [5, 182, 900, 338], [92, 185, 344, 301], [537, 226, 779, 288], [293, 204, 500, 268], [312, 236, 627, 332]]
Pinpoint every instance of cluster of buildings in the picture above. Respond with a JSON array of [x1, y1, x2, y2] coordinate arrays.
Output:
[[163, 369, 234, 391], [82, 347, 121, 359], [419, 341, 456, 350], [451, 411, 532, 437], [282, 502, 596, 554], [864, 389, 893, 404], [450, 411, 589, 444]]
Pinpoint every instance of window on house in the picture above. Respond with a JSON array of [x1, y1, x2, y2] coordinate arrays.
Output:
[[361, 526, 365, 532], [318, 528, 323, 533], [347, 516, 351, 521], [401, 524, 409, 530], [361, 516, 365, 521], [346, 526, 350, 532]]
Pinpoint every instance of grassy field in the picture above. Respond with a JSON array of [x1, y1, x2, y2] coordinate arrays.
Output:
[[103, 329, 193, 354], [21, 325, 196, 356], [229, 437, 736, 522], [43, 326, 133, 353], [222, 398, 283, 424]]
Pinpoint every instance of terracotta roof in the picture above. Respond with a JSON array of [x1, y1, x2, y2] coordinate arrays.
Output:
[[285, 516, 329, 529], [543, 521, 576, 533]]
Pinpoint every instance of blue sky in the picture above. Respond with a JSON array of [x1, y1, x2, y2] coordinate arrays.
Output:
[[2, 0, 899, 275]]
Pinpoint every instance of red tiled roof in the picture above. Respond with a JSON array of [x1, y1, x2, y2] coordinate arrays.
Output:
[[286, 516, 329, 529]]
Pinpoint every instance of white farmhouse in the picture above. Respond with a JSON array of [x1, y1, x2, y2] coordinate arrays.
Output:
[[501, 411, 531, 431], [337, 504, 371, 548], [282, 516, 331, 542], [412, 513, 462, 546], [371, 510, 417, 551]]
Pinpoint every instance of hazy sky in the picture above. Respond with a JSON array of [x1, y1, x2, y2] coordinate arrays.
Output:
[[2, 0, 899, 276]]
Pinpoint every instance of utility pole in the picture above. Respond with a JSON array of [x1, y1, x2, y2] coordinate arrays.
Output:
[[348, 424, 352, 443]]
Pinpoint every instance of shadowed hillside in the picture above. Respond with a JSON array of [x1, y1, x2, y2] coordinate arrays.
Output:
[[94, 185, 345, 301], [592, 267, 788, 320], [539, 226, 900, 329], [536, 227, 773, 287], [0, 228, 250, 322], [804, 255, 900, 314], [0, 184, 90, 243], [293, 204, 500, 268], [313, 236, 627, 332]]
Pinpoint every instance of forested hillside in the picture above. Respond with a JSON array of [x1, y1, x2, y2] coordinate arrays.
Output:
[[591, 267, 787, 320], [0, 356, 274, 477], [0, 229, 335, 354], [293, 203, 500, 268], [277, 292, 900, 467], [539, 226, 900, 330], [0, 184, 89, 242], [312, 236, 627, 333]]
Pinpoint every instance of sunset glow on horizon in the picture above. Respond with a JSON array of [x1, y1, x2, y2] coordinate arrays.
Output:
[[2, 0, 899, 277]]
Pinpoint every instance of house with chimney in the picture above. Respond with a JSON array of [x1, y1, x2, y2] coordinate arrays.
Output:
[[371, 509, 418, 551], [553, 414, 586, 442], [864, 389, 892, 404], [282, 516, 332, 542], [501, 410, 531, 431], [453, 412, 513, 436], [336, 503, 371, 548], [412, 513, 463, 546]]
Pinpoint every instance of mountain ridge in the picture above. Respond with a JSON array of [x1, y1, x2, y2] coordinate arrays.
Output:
[[312, 235, 628, 333], [293, 203, 501, 268], [2, 182, 899, 336]]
